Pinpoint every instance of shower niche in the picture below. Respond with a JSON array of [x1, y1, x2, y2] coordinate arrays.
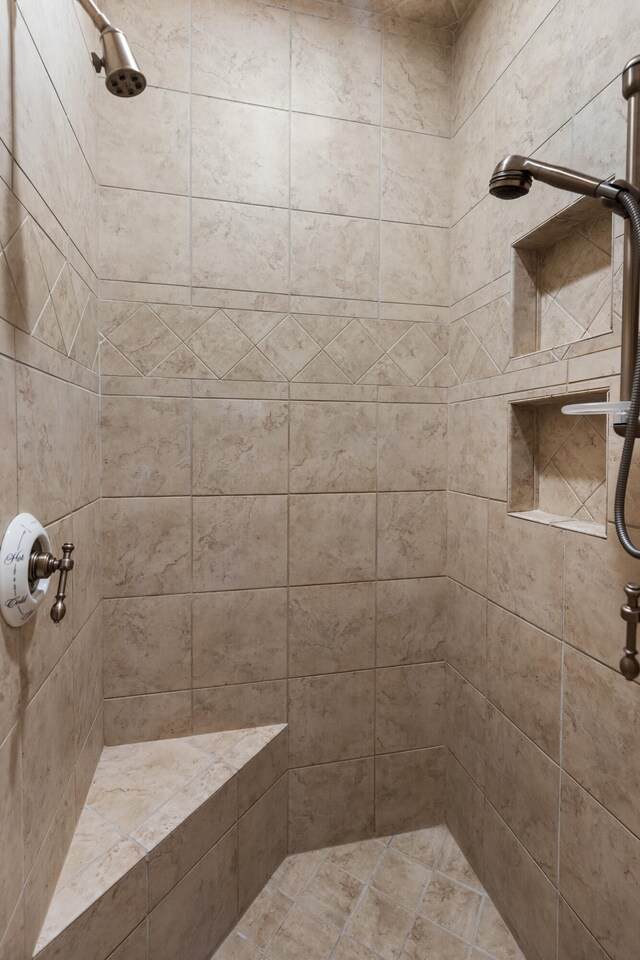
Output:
[[509, 390, 608, 537], [511, 197, 614, 357]]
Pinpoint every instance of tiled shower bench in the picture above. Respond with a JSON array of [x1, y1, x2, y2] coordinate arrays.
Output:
[[33, 725, 288, 960]]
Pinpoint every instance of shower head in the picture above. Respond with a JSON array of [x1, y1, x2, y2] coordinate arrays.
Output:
[[74, 0, 146, 97], [96, 27, 146, 98], [489, 154, 621, 203]]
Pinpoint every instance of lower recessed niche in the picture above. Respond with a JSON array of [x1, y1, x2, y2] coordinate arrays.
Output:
[[509, 391, 608, 537]]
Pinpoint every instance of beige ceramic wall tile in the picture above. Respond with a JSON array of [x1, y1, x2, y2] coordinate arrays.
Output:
[[101, 397, 190, 497], [486, 604, 561, 761], [102, 0, 190, 90], [451, 90, 495, 226], [450, 197, 494, 304], [72, 385, 100, 511], [192, 199, 289, 293], [192, 97, 289, 207], [378, 403, 447, 491], [193, 399, 288, 495], [380, 222, 449, 306], [383, 34, 451, 136], [289, 493, 376, 584], [485, 707, 559, 881], [72, 608, 103, 756], [377, 491, 447, 579], [288, 671, 375, 765], [99, 87, 189, 194], [239, 776, 288, 912], [558, 898, 609, 960], [104, 921, 148, 960], [192, 588, 287, 687], [446, 580, 486, 694], [376, 577, 448, 667], [103, 594, 191, 697], [193, 496, 287, 591], [0, 727, 22, 939], [291, 113, 380, 219], [99, 188, 190, 286], [192, 0, 290, 108], [376, 663, 445, 752], [289, 759, 375, 853], [382, 129, 451, 228], [71, 499, 102, 635], [448, 396, 507, 500], [375, 747, 445, 835], [483, 805, 558, 960], [149, 827, 238, 960], [290, 401, 377, 493], [447, 493, 488, 594], [445, 753, 484, 884], [291, 13, 381, 123], [451, 0, 495, 132], [104, 691, 192, 745], [291, 212, 379, 301], [572, 0, 640, 108], [560, 775, 640, 960], [193, 681, 287, 734], [445, 667, 486, 789], [102, 497, 191, 597], [289, 581, 376, 676]]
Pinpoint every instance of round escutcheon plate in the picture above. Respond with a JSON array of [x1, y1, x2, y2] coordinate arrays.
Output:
[[0, 513, 52, 628]]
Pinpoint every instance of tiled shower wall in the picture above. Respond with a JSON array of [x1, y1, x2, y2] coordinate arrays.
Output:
[[447, 2, 640, 960], [98, 0, 453, 849], [0, 2, 102, 958]]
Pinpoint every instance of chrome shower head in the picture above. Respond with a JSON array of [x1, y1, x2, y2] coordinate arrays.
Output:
[[489, 153, 621, 203], [96, 27, 146, 98], [489, 168, 533, 200]]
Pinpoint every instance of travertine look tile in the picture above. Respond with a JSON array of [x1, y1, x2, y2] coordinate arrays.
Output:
[[485, 707, 559, 880], [101, 397, 190, 497], [107, 305, 180, 376], [347, 887, 413, 960], [290, 401, 377, 493], [563, 645, 640, 839], [447, 580, 486, 693], [390, 825, 448, 869], [99, 188, 190, 286], [103, 595, 191, 698], [483, 805, 557, 960], [72, 608, 102, 755], [99, 86, 189, 195], [289, 494, 376, 584], [324, 839, 386, 883], [193, 681, 287, 734], [560, 774, 640, 960], [237, 882, 294, 950], [375, 747, 445, 835], [0, 727, 22, 937], [105, 921, 148, 960], [557, 898, 608, 960], [419, 872, 482, 941], [239, 775, 288, 912], [300, 861, 364, 927], [437, 827, 483, 891], [487, 502, 564, 637], [376, 577, 448, 667], [102, 0, 190, 90], [375, 663, 445, 753], [104, 691, 192, 746], [447, 493, 488, 594], [267, 902, 340, 960], [291, 113, 379, 219], [193, 589, 287, 687], [271, 850, 322, 897], [289, 759, 374, 852], [193, 496, 287, 591], [475, 898, 526, 960], [102, 498, 191, 597], [192, 0, 290, 108], [288, 671, 374, 765], [332, 938, 381, 960], [486, 604, 561, 761], [378, 403, 447, 491], [72, 500, 102, 635], [192, 96, 289, 207], [382, 130, 450, 227], [452, 0, 495, 131], [148, 827, 238, 960], [445, 667, 486, 789], [448, 396, 507, 500], [291, 13, 381, 123], [377, 492, 446, 580], [383, 34, 451, 136], [401, 916, 468, 960], [291, 212, 379, 301], [192, 199, 289, 294], [289, 582, 375, 676], [380, 223, 449, 306], [445, 755, 484, 884], [371, 848, 430, 911]]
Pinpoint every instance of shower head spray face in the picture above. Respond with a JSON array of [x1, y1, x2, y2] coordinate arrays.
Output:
[[489, 169, 533, 200], [96, 27, 146, 97]]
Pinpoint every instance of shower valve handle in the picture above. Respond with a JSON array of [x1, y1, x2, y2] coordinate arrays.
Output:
[[620, 583, 640, 680], [29, 542, 75, 624]]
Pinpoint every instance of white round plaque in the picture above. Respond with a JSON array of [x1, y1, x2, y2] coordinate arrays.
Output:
[[0, 514, 52, 628]]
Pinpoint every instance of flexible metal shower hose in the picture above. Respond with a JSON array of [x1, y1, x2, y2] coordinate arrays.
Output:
[[615, 189, 640, 557]]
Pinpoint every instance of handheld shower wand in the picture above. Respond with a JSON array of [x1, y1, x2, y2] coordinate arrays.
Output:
[[490, 56, 640, 678], [74, 0, 146, 97]]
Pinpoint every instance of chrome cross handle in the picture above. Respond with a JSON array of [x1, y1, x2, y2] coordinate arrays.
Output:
[[29, 542, 75, 623]]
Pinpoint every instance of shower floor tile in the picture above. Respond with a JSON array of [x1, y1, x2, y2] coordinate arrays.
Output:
[[211, 826, 525, 960]]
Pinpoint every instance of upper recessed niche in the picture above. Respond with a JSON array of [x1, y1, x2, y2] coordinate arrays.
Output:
[[511, 197, 614, 358]]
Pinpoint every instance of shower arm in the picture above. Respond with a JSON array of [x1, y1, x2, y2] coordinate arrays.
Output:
[[74, 0, 111, 33]]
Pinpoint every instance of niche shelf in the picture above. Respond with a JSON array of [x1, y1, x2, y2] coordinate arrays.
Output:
[[509, 390, 608, 537], [511, 197, 614, 358]]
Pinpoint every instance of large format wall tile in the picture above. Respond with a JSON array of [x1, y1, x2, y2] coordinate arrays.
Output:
[[447, 580, 487, 694], [378, 403, 447, 492], [290, 401, 377, 493], [289, 582, 376, 676], [288, 671, 375, 765], [289, 759, 375, 853], [447, 493, 488, 595], [376, 577, 448, 667], [375, 663, 445, 753], [383, 34, 451, 136], [377, 491, 446, 579], [380, 222, 449, 306], [291, 212, 379, 301], [290, 493, 376, 585], [375, 747, 445, 834], [382, 129, 451, 228]]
